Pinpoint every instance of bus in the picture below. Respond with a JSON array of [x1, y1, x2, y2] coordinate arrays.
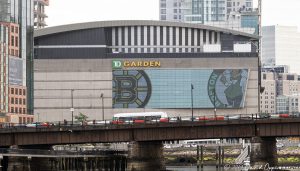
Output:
[[182, 139, 221, 146], [112, 112, 168, 124]]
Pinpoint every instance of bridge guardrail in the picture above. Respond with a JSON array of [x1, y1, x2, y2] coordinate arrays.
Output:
[[0, 113, 299, 131], [0, 148, 127, 156]]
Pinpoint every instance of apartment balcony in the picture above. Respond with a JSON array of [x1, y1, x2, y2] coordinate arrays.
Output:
[[34, 0, 49, 6], [34, 20, 47, 27], [34, 10, 48, 18]]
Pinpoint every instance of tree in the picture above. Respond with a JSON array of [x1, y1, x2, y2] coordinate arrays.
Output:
[[74, 112, 88, 123]]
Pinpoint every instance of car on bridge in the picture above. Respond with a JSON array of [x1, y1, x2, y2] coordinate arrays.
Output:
[[25, 122, 51, 128], [87, 120, 111, 125]]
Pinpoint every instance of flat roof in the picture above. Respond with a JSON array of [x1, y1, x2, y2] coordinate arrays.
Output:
[[34, 20, 259, 39]]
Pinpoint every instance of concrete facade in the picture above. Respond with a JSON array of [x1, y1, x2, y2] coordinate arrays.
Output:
[[261, 71, 300, 114], [34, 20, 259, 122], [34, 58, 258, 122], [262, 26, 300, 74], [260, 72, 276, 114]]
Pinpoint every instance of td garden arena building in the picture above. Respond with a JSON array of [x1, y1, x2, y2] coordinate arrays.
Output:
[[34, 20, 259, 122]]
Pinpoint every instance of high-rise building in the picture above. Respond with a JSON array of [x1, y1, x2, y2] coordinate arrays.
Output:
[[159, 0, 184, 22], [159, 0, 257, 34], [0, 0, 34, 124], [261, 70, 300, 114], [262, 26, 300, 74], [260, 72, 276, 114], [34, 0, 49, 29], [227, 0, 253, 15], [276, 95, 300, 114], [181, 0, 227, 23]]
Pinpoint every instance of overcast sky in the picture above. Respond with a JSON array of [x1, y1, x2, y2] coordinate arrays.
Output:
[[46, 0, 300, 29]]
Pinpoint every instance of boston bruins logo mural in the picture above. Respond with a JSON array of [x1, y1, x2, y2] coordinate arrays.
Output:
[[112, 70, 152, 108], [112, 68, 249, 109]]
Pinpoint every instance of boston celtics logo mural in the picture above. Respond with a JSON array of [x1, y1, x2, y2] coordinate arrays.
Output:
[[207, 69, 248, 108], [112, 70, 152, 108]]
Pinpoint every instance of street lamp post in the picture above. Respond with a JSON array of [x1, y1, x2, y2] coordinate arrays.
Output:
[[100, 93, 104, 121], [214, 88, 217, 118], [191, 84, 194, 121], [70, 89, 74, 125]]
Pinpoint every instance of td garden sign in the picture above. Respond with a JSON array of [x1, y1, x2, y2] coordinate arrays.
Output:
[[112, 60, 161, 69]]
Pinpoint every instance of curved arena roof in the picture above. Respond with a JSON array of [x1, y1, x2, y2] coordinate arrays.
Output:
[[34, 20, 259, 39]]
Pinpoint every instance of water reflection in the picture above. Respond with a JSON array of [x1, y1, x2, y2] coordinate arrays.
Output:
[[166, 166, 300, 171], [167, 166, 227, 171]]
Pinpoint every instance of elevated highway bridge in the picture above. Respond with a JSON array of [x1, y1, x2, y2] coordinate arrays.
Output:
[[1, 117, 300, 170]]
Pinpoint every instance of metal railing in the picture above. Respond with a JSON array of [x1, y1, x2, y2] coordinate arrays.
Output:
[[0, 148, 127, 157], [0, 113, 299, 130], [235, 144, 250, 165]]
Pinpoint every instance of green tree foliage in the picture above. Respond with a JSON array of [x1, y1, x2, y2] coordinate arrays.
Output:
[[75, 112, 88, 123]]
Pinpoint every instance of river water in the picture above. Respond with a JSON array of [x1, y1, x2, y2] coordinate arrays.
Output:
[[167, 166, 224, 171], [166, 166, 300, 171]]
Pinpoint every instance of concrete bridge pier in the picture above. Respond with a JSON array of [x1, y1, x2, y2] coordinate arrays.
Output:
[[250, 137, 277, 169], [127, 141, 165, 171]]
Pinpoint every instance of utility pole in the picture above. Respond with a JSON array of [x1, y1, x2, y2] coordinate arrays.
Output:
[[70, 89, 74, 125], [100, 93, 104, 121], [214, 88, 217, 118], [258, 0, 262, 114], [191, 84, 194, 121]]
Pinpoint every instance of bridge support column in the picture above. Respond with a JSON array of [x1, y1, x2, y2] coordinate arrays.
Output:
[[127, 141, 165, 171], [250, 137, 277, 169]]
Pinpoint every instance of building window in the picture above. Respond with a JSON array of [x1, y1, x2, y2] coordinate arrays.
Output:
[[19, 98, 22, 104], [15, 98, 18, 104], [11, 26, 14, 33], [15, 88, 18, 95], [19, 89, 22, 95], [11, 98, 14, 104], [11, 36, 14, 46], [161, 9, 166, 14], [19, 108, 22, 114], [11, 107, 14, 113], [23, 89, 26, 95], [15, 108, 18, 113], [287, 75, 294, 80], [174, 15, 177, 19], [11, 88, 14, 94], [15, 37, 18, 47], [23, 108, 26, 114], [23, 99, 26, 105], [161, 15, 166, 20]]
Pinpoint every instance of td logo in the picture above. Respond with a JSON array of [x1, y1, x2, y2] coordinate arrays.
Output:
[[112, 60, 122, 69]]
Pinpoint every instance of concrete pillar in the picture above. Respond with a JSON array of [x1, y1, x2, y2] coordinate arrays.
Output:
[[127, 141, 165, 171], [29, 157, 52, 171], [0, 155, 2, 170], [6, 157, 26, 171], [250, 137, 277, 167]]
